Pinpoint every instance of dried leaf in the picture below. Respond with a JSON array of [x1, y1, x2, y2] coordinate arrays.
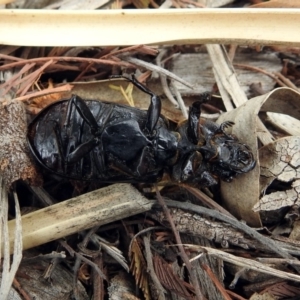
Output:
[[28, 79, 186, 123], [217, 87, 300, 226], [266, 112, 300, 136], [108, 272, 141, 300], [129, 239, 151, 300], [78, 263, 91, 284], [254, 137, 300, 212]]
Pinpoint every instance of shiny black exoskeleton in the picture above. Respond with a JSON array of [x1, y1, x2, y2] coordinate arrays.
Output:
[[27, 75, 255, 186]]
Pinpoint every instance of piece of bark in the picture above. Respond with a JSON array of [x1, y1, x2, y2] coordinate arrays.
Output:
[[151, 208, 251, 249], [0, 100, 41, 188], [181, 235, 224, 300], [15, 256, 89, 299]]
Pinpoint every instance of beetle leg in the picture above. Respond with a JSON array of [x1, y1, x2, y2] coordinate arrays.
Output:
[[107, 146, 154, 179], [54, 95, 104, 166], [218, 121, 235, 139], [187, 101, 201, 144], [107, 154, 138, 178], [110, 74, 161, 134], [134, 146, 154, 176], [187, 93, 211, 144], [64, 95, 100, 135], [53, 120, 98, 168], [66, 139, 99, 164], [93, 142, 107, 178]]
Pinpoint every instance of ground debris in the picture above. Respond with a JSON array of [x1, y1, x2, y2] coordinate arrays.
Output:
[[0, 100, 41, 188], [150, 208, 251, 249]]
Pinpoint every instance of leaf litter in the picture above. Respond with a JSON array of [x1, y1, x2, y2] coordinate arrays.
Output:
[[2, 2, 300, 300]]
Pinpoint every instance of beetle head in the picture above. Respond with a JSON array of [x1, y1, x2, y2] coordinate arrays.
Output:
[[199, 131, 256, 182], [173, 99, 255, 186]]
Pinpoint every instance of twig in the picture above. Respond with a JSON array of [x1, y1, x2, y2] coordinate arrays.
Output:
[[161, 199, 295, 261], [206, 44, 248, 108], [202, 264, 231, 300], [12, 84, 74, 102], [256, 257, 300, 266], [101, 45, 158, 59], [0, 62, 35, 95], [234, 63, 288, 87], [0, 55, 133, 71], [155, 185, 205, 300], [0, 181, 23, 299], [123, 56, 194, 89], [92, 254, 105, 300], [170, 79, 188, 118], [188, 246, 300, 283], [13, 278, 31, 300], [180, 184, 235, 218], [229, 267, 247, 289], [0, 53, 24, 61], [274, 71, 299, 90], [17, 60, 54, 96], [225, 290, 247, 300], [129, 226, 166, 251], [156, 49, 179, 107], [59, 240, 107, 281], [143, 232, 166, 299], [21, 252, 66, 264]]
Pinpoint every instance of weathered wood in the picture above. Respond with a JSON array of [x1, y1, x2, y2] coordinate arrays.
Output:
[[7, 183, 153, 254], [1, 9, 300, 46]]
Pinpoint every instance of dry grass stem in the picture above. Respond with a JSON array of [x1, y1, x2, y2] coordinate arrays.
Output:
[[0, 181, 23, 299], [189, 245, 300, 283]]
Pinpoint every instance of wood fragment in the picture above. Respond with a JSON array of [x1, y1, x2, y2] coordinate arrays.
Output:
[[188, 245, 300, 283], [1, 9, 300, 46], [6, 184, 153, 254], [0, 100, 41, 187]]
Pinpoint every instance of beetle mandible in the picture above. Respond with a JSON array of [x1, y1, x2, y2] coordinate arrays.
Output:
[[27, 75, 255, 186]]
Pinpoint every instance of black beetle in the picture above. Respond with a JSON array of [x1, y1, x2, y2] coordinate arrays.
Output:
[[27, 75, 255, 186]]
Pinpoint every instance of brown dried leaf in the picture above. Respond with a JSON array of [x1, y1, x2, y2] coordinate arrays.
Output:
[[129, 239, 151, 300], [254, 137, 300, 212], [28, 79, 185, 123], [217, 87, 300, 226], [28, 91, 70, 113], [153, 254, 195, 300]]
